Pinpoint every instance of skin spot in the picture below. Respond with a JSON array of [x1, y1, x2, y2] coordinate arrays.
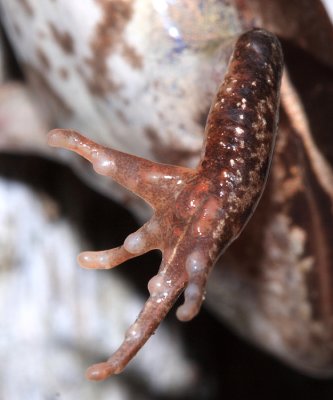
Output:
[[115, 109, 128, 123], [58, 67, 69, 80], [49, 22, 75, 54], [17, 0, 34, 16], [83, 0, 133, 96], [36, 47, 50, 70], [122, 43, 143, 69]]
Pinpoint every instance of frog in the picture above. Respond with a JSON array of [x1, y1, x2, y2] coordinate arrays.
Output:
[[1, 0, 333, 382]]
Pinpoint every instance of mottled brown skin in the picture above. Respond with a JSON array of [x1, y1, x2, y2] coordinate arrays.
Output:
[[201, 28, 283, 246], [47, 29, 283, 380]]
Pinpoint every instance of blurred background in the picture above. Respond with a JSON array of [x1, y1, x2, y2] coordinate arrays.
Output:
[[1, 1, 333, 399]]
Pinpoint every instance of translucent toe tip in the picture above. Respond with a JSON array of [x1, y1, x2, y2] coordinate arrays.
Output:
[[47, 129, 62, 147], [176, 304, 198, 322], [86, 361, 121, 381], [77, 252, 109, 269]]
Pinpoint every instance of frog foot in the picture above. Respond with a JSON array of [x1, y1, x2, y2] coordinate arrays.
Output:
[[47, 28, 283, 380], [47, 128, 215, 379]]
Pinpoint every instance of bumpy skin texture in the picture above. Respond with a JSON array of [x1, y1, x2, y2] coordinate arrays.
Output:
[[48, 29, 283, 380]]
